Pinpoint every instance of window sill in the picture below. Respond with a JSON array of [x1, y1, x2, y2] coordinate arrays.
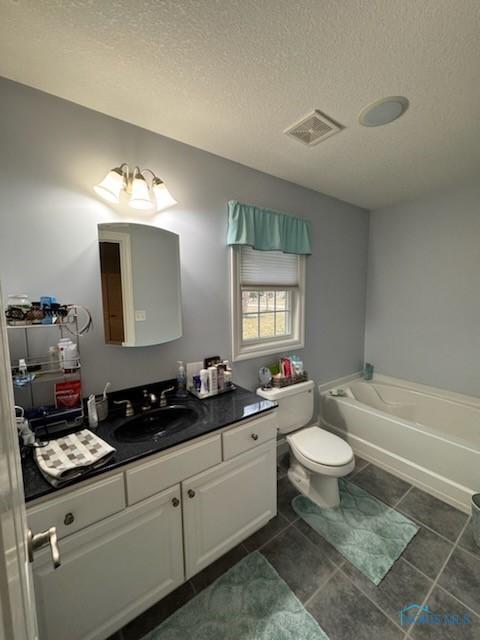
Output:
[[232, 336, 304, 362]]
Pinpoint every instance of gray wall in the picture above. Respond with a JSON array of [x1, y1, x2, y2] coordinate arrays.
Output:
[[0, 78, 369, 396], [365, 184, 480, 397]]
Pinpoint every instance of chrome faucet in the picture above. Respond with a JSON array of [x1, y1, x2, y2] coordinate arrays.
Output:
[[141, 389, 157, 412], [160, 386, 175, 407], [113, 399, 134, 417]]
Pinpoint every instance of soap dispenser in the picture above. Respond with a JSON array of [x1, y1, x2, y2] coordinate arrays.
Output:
[[176, 361, 188, 398]]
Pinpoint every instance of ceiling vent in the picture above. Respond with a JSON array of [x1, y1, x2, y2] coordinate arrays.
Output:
[[284, 110, 342, 146]]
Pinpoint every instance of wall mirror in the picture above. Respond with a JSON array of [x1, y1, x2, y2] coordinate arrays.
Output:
[[98, 222, 182, 347]]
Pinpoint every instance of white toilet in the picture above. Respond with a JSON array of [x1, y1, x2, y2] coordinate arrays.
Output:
[[257, 379, 354, 508]]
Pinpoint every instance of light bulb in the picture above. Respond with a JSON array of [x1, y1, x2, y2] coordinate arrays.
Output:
[[129, 171, 153, 210], [152, 178, 177, 211], [93, 166, 125, 203]]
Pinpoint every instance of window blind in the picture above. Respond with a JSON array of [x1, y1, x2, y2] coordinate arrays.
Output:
[[239, 246, 299, 287]]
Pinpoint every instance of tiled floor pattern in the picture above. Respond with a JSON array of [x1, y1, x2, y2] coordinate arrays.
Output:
[[111, 455, 480, 640]]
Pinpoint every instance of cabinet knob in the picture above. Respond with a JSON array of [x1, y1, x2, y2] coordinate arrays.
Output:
[[64, 512, 75, 526], [251, 433, 259, 441], [171, 497, 180, 507], [187, 489, 196, 498]]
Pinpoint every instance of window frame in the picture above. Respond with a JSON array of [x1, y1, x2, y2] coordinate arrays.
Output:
[[229, 247, 305, 361]]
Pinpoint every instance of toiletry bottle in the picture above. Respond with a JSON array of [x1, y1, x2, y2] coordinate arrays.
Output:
[[216, 363, 225, 391], [18, 358, 27, 376], [87, 394, 98, 429], [58, 338, 73, 371], [176, 361, 188, 397], [207, 366, 218, 395], [223, 360, 232, 386], [199, 369, 209, 396], [363, 362, 374, 381]]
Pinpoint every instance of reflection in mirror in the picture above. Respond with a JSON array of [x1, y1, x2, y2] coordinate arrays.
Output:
[[98, 223, 182, 347]]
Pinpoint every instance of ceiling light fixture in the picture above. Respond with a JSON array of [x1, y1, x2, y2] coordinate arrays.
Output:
[[94, 163, 177, 212], [359, 96, 409, 127]]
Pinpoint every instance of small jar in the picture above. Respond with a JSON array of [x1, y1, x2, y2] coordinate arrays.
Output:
[[28, 301, 44, 324], [7, 294, 30, 325], [8, 294, 30, 309]]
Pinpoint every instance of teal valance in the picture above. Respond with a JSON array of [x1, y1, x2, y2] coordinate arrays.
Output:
[[227, 200, 312, 255]]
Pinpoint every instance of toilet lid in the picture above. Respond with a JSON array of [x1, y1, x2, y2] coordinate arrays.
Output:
[[289, 426, 353, 467]]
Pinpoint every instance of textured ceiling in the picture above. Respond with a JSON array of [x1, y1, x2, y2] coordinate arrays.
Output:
[[1, 0, 479, 209]]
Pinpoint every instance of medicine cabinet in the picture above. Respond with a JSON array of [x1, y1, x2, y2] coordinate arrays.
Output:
[[98, 223, 182, 347]]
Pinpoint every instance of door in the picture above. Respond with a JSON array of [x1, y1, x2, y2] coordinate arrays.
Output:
[[31, 486, 184, 640], [0, 283, 39, 640], [182, 441, 276, 579], [99, 241, 125, 344]]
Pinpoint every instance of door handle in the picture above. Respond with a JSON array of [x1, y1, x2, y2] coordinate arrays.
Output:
[[27, 527, 61, 569]]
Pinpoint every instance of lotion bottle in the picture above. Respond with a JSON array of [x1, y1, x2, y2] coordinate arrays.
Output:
[[199, 369, 209, 396], [207, 366, 218, 395]]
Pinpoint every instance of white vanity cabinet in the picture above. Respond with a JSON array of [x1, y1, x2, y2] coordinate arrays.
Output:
[[183, 440, 276, 578], [32, 486, 184, 640], [27, 410, 277, 640]]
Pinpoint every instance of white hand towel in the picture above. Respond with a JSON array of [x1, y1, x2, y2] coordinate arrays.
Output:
[[34, 429, 115, 487]]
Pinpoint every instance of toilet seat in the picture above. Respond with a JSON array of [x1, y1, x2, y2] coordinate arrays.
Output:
[[287, 425, 354, 476]]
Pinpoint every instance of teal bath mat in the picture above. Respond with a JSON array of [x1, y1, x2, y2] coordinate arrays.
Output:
[[147, 551, 329, 640], [292, 479, 419, 585]]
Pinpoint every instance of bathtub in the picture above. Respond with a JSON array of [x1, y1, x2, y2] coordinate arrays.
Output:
[[320, 375, 480, 512]]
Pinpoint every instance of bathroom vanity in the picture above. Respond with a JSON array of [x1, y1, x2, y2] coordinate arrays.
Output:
[[23, 386, 277, 640]]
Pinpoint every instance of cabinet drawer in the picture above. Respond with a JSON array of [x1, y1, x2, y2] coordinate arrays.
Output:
[[222, 412, 277, 460], [27, 474, 125, 540], [126, 434, 222, 505]]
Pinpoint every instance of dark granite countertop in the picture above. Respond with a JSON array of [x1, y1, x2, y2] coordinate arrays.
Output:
[[22, 383, 276, 504]]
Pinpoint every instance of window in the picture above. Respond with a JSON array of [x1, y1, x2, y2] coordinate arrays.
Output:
[[230, 246, 305, 361]]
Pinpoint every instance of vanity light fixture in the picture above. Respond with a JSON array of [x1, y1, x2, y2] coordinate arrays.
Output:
[[94, 163, 177, 212]]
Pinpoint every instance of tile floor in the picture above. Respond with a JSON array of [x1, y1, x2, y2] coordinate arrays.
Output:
[[110, 456, 480, 640]]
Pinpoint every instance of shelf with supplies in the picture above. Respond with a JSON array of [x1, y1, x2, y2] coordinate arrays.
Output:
[[7, 322, 71, 330], [11, 354, 81, 385], [7, 310, 85, 420], [10, 318, 82, 386]]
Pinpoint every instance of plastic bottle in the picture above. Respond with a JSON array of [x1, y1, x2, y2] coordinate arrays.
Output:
[[208, 366, 218, 395], [87, 394, 98, 429], [176, 361, 188, 397], [199, 369, 209, 396]]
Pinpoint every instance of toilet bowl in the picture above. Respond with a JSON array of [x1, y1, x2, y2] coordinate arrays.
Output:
[[256, 380, 354, 508], [287, 424, 354, 507]]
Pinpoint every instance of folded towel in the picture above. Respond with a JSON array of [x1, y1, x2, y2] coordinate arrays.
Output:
[[34, 429, 116, 487]]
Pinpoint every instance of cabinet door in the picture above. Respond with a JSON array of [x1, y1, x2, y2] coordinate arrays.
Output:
[[32, 486, 184, 640], [183, 440, 276, 579]]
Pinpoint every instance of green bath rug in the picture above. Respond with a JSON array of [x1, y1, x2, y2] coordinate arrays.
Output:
[[292, 479, 419, 585], [146, 551, 329, 640]]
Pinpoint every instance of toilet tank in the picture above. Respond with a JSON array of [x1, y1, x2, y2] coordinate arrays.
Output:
[[256, 380, 314, 434]]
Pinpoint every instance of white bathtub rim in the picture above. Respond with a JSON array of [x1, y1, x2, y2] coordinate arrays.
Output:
[[317, 373, 480, 410], [323, 419, 473, 514], [366, 374, 480, 410], [317, 371, 362, 394], [320, 392, 478, 455]]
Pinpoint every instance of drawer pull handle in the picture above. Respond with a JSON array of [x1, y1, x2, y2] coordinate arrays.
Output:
[[64, 512, 75, 526], [251, 433, 259, 441], [172, 497, 180, 507], [187, 489, 196, 499]]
